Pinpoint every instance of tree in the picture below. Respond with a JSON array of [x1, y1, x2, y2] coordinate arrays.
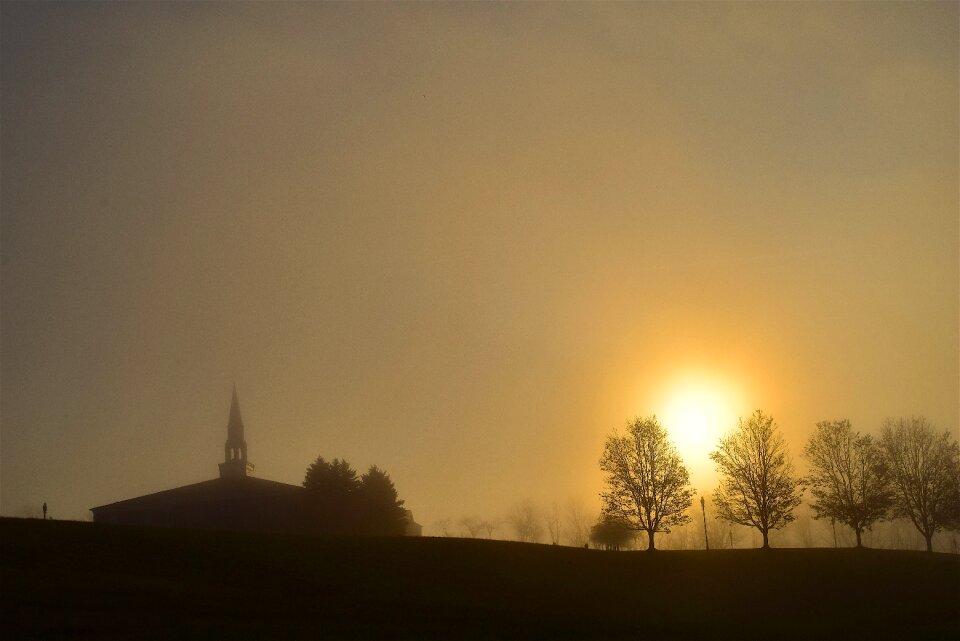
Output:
[[506, 500, 544, 543], [880, 417, 960, 552], [544, 503, 562, 545], [459, 516, 484, 538], [599, 415, 696, 551], [479, 518, 500, 539], [433, 518, 454, 537], [358, 466, 407, 536], [951, 450, 960, 535], [804, 420, 894, 547], [563, 499, 592, 548], [589, 515, 635, 551], [303, 456, 362, 534], [303, 457, 408, 536], [710, 410, 803, 548]]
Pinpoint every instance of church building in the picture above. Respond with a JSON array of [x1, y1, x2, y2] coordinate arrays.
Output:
[[91, 389, 421, 536]]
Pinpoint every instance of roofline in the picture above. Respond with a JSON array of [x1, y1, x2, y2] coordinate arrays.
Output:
[[90, 476, 304, 512]]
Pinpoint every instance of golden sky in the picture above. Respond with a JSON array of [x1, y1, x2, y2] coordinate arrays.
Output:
[[2, 2, 957, 529]]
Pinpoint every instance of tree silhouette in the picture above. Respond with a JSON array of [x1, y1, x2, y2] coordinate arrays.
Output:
[[458, 516, 484, 538], [358, 466, 407, 536], [506, 500, 544, 543], [303, 456, 362, 534], [710, 410, 803, 548], [804, 420, 894, 547], [433, 518, 454, 537], [479, 518, 499, 539], [600, 416, 696, 551], [563, 499, 591, 548], [544, 503, 562, 545], [589, 515, 635, 551], [303, 457, 409, 536], [880, 417, 960, 552]]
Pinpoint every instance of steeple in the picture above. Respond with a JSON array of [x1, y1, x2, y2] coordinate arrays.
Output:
[[219, 385, 254, 479]]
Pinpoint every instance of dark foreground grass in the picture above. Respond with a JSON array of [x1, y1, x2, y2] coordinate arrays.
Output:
[[2, 518, 958, 640]]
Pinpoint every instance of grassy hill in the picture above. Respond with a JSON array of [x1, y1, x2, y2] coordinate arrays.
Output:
[[2, 517, 958, 640]]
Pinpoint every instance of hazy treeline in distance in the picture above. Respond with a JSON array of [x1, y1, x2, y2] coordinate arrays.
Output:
[[16, 412, 958, 554], [432, 413, 960, 554], [437, 497, 960, 553]]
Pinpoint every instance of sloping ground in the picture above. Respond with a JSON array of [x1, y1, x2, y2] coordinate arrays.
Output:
[[2, 518, 957, 640]]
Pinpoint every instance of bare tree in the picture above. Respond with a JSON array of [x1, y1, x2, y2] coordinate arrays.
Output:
[[710, 410, 803, 549], [790, 510, 820, 548], [880, 417, 960, 552], [662, 521, 693, 550], [433, 518, 454, 537], [479, 518, 500, 539], [600, 415, 696, 551], [459, 516, 484, 538], [506, 500, 544, 543], [544, 503, 562, 545], [713, 519, 741, 549], [804, 419, 894, 547], [563, 498, 591, 547]]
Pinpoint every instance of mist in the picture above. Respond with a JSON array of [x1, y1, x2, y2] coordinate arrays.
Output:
[[2, 1, 956, 539]]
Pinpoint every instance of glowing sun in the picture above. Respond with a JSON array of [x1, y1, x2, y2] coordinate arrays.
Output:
[[660, 382, 738, 465]]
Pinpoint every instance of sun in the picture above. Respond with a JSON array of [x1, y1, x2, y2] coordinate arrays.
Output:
[[659, 380, 738, 469]]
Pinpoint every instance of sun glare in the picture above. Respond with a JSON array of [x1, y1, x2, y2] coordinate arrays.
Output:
[[659, 380, 740, 469]]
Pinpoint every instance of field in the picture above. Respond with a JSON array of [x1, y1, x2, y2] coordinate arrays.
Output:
[[2, 517, 958, 640]]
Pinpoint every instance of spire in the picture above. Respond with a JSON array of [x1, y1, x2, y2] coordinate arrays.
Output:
[[219, 386, 253, 479], [227, 384, 245, 442]]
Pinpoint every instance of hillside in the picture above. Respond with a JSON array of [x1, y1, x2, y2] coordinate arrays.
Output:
[[2, 518, 957, 640]]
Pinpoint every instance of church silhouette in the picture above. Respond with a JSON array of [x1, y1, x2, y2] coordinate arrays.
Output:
[[91, 389, 421, 535]]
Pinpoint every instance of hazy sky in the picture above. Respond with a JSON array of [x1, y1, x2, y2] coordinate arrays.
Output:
[[2, 2, 957, 530]]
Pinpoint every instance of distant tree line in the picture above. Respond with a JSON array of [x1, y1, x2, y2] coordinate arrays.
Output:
[[598, 411, 960, 552], [302, 456, 408, 536]]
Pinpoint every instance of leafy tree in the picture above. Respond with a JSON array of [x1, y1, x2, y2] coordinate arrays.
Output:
[[599, 416, 696, 551], [589, 515, 635, 551], [804, 420, 894, 547], [880, 417, 960, 552], [303, 457, 408, 536], [358, 466, 407, 536], [507, 500, 544, 543], [710, 410, 803, 548], [303, 456, 362, 534]]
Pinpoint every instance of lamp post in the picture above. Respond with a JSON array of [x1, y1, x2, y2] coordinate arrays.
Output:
[[700, 496, 710, 550]]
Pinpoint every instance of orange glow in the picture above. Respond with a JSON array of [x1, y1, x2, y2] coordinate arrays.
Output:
[[656, 373, 746, 482]]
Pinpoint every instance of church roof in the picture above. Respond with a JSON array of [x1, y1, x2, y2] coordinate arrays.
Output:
[[90, 476, 303, 514]]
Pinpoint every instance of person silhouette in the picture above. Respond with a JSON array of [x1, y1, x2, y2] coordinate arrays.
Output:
[[42, 502, 47, 520]]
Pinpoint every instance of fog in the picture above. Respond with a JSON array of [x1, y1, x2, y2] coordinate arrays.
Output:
[[2, 2, 957, 533]]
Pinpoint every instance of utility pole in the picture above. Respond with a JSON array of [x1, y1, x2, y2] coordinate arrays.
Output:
[[700, 496, 710, 550]]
